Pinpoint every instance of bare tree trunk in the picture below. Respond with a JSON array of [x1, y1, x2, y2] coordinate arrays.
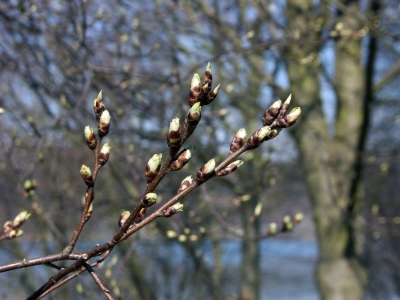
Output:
[[285, 0, 369, 298]]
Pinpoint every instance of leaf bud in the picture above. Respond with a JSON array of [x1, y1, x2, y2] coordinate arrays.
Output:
[[204, 62, 212, 88], [141, 193, 157, 207], [205, 84, 220, 105], [281, 107, 301, 128], [84, 126, 97, 150], [293, 213, 304, 224], [196, 158, 215, 182], [166, 230, 178, 238], [167, 118, 181, 147], [8, 229, 23, 239], [282, 215, 293, 231], [268, 222, 277, 235], [134, 208, 146, 224], [178, 176, 193, 193], [170, 147, 194, 171], [80, 165, 94, 186], [217, 160, 243, 176], [99, 143, 111, 166], [93, 90, 105, 121], [189, 73, 202, 107], [98, 110, 111, 138], [162, 202, 184, 218], [262, 100, 282, 126], [187, 102, 201, 125], [118, 211, 130, 227], [230, 128, 247, 153], [86, 203, 94, 218], [247, 126, 272, 148], [276, 94, 292, 121], [145, 153, 162, 183], [12, 211, 31, 228], [3, 220, 12, 233]]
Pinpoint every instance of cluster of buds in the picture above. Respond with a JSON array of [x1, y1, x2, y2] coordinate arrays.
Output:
[[23, 179, 38, 197], [247, 95, 301, 149], [84, 90, 112, 155], [166, 227, 206, 242], [2, 211, 31, 240], [189, 62, 220, 107]]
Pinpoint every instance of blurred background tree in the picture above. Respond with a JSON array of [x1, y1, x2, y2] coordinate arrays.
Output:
[[0, 0, 399, 299]]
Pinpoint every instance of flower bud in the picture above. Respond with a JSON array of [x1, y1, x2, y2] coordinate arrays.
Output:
[[170, 147, 194, 171], [167, 118, 181, 147], [98, 110, 111, 138], [230, 128, 247, 153], [162, 203, 184, 218], [134, 208, 146, 224], [84, 126, 97, 150], [268, 222, 277, 235], [141, 193, 157, 207], [205, 84, 220, 105], [8, 229, 23, 239], [99, 143, 111, 166], [93, 90, 105, 121], [80, 165, 94, 186], [187, 102, 201, 125], [247, 126, 272, 148], [196, 159, 215, 182], [262, 100, 282, 126], [280, 107, 301, 128], [145, 153, 162, 183], [86, 203, 94, 218], [166, 230, 178, 238], [293, 213, 304, 224], [217, 160, 243, 176], [282, 215, 293, 231], [12, 211, 31, 228], [3, 220, 12, 233], [189, 74, 202, 107], [119, 211, 130, 227], [178, 176, 193, 193], [204, 62, 212, 88], [277, 94, 292, 121]]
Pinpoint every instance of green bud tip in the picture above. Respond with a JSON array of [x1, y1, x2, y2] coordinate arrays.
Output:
[[189, 102, 201, 114], [88, 203, 94, 213], [254, 202, 263, 217], [167, 230, 178, 238], [206, 62, 211, 73], [213, 84, 221, 95], [169, 118, 180, 132], [293, 213, 304, 224], [268, 223, 277, 235], [84, 126, 94, 139], [13, 211, 31, 227], [205, 158, 216, 173], [171, 202, 184, 212], [148, 153, 162, 171], [284, 94, 292, 105], [237, 128, 247, 139], [100, 110, 111, 125], [145, 192, 157, 203], [80, 165, 92, 177], [287, 107, 301, 119], [191, 73, 201, 89], [100, 143, 111, 155]]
